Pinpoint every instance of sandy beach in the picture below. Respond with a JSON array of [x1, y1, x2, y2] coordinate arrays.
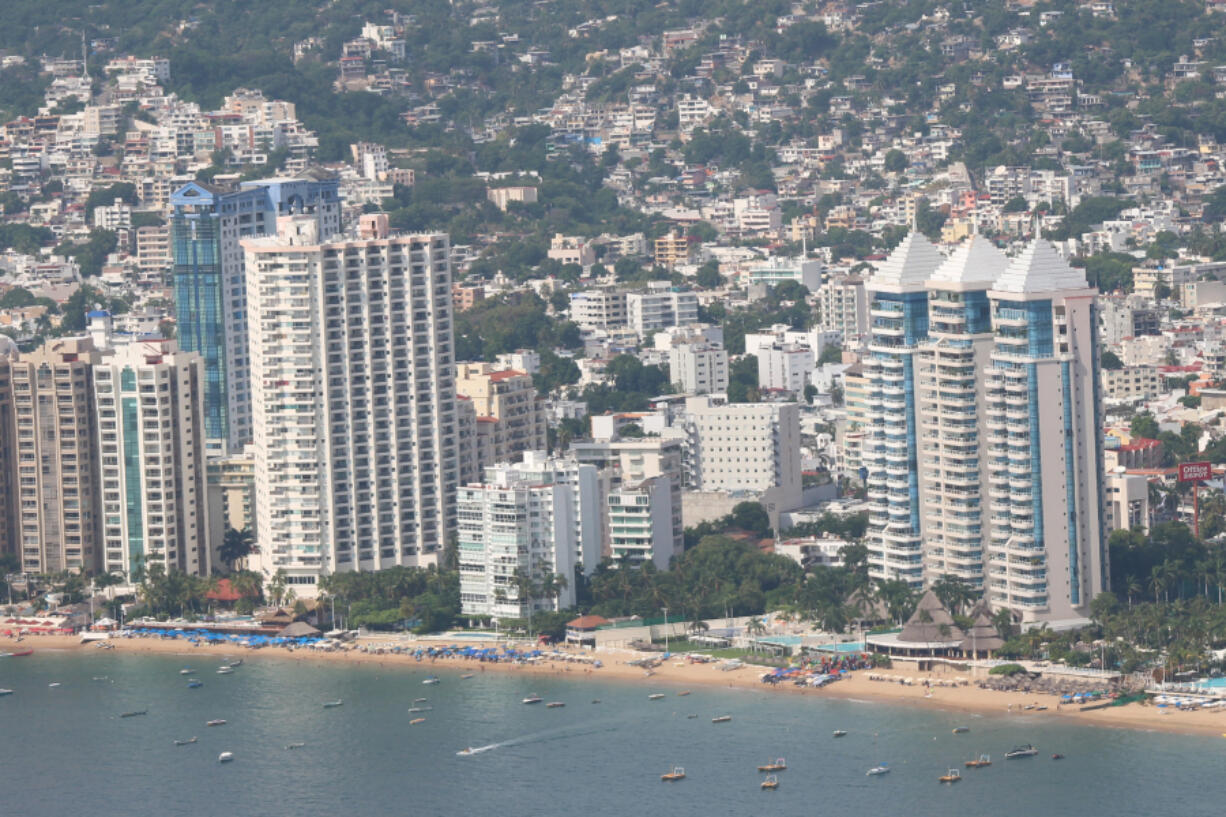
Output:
[[10, 633, 1226, 739]]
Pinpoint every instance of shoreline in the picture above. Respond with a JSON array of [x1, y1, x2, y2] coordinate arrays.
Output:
[[11, 634, 1226, 739]]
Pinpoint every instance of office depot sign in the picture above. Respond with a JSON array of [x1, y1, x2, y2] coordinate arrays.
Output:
[[1179, 462, 1213, 482]]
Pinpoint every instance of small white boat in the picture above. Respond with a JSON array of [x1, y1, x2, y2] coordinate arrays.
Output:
[[867, 764, 890, 776], [422, 677, 440, 685], [218, 752, 234, 763], [408, 706, 432, 713], [174, 737, 198, 746], [461, 673, 475, 679], [648, 693, 665, 700], [546, 701, 565, 708], [285, 742, 306, 750], [179, 669, 194, 675], [1005, 744, 1038, 759], [523, 695, 542, 704], [206, 719, 226, 727], [457, 747, 477, 756], [414, 697, 428, 703], [0, 689, 15, 696], [217, 667, 234, 675], [48, 682, 61, 688], [833, 730, 848, 737], [712, 715, 732, 723], [323, 699, 343, 708]]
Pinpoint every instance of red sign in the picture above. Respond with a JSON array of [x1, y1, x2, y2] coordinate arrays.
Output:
[[1179, 462, 1213, 482]]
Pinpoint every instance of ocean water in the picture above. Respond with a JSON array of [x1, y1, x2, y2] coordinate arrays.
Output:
[[0, 649, 1221, 817]]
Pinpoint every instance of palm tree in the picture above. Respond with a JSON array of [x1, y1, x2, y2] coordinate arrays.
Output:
[[268, 569, 288, 608], [1126, 578, 1143, 609], [746, 617, 767, 638], [218, 527, 255, 571]]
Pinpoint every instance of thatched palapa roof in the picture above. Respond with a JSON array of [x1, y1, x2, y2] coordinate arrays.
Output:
[[898, 590, 964, 644]]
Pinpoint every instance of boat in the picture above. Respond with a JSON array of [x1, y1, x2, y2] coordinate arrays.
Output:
[[686, 714, 697, 719], [965, 754, 991, 768], [546, 701, 565, 708], [866, 764, 890, 776], [48, 682, 61, 688], [121, 710, 148, 718], [227, 659, 243, 667], [457, 747, 477, 756], [939, 769, 962, 783], [407, 706, 432, 713], [179, 669, 194, 675], [422, 677, 440, 685], [1006, 744, 1038, 759], [413, 697, 428, 703], [174, 737, 198, 746], [206, 719, 226, 727], [461, 673, 475, 679], [218, 752, 234, 763], [761, 775, 779, 790], [92, 676, 108, 681], [711, 715, 732, 723], [4, 649, 32, 657], [323, 700, 343, 708], [591, 699, 601, 704], [648, 693, 665, 700], [523, 695, 543, 704], [660, 766, 686, 782], [832, 730, 848, 737], [187, 680, 203, 688], [286, 742, 306, 750], [677, 690, 691, 697], [757, 757, 786, 772], [1036, 705, 1048, 711], [952, 726, 970, 734], [409, 717, 426, 725], [1051, 753, 1065, 760], [0, 689, 13, 696], [216, 667, 234, 675]]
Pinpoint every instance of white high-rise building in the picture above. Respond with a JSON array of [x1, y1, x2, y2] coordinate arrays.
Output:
[[669, 342, 728, 394], [243, 215, 458, 595], [679, 395, 802, 513], [456, 451, 601, 618], [757, 342, 814, 394], [982, 240, 1106, 622], [915, 236, 1007, 590], [816, 274, 868, 348], [93, 336, 212, 579]]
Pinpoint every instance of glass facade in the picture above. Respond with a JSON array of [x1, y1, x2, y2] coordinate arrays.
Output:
[[173, 214, 227, 443], [122, 392, 143, 574]]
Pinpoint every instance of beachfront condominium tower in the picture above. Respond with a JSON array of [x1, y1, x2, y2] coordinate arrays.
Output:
[[457, 451, 602, 619], [863, 232, 944, 587], [5, 338, 103, 574], [171, 172, 341, 455], [92, 334, 212, 580], [983, 239, 1106, 622], [915, 236, 1008, 591], [243, 214, 458, 596]]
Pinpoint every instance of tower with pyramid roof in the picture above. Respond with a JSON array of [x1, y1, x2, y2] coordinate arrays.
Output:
[[915, 235, 1009, 592], [862, 231, 944, 589], [982, 238, 1106, 623]]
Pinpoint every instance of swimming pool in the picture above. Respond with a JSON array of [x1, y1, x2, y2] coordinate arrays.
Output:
[[1194, 676, 1226, 689], [820, 642, 866, 653]]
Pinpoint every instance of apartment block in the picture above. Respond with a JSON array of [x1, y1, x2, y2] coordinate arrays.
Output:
[[93, 335, 211, 579], [668, 342, 729, 395], [7, 338, 103, 574], [816, 274, 868, 347], [455, 363, 547, 465], [1101, 365, 1161, 402], [625, 284, 699, 335], [243, 215, 458, 594]]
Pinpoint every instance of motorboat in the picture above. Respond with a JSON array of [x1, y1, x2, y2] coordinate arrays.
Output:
[[686, 714, 697, 719], [457, 747, 477, 756], [408, 706, 432, 713], [216, 667, 234, 675], [179, 669, 194, 675], [523, 695, 543, 704], [677, 690, 691, 697], [591, 699, 601, 704], [939, 769, 962, 783], [1051, 753, 1065, 760], [409, 717, 426, 725], [286, 743, 306, 750], [648, 693, 665, 700], [761, 775, 779, 790], [546, 701, 565, 708], [1006, 744, 1038, 759], [227, 659, 243, 667], [0, 689, 13, 696], [832, 730, 848, 737], [3, 649, 33, 657], [187, 680, 203, 689], [218, 752, 234, 763], [48, 682, 61, 688], [461, 673, 475, 679], [323, 700, 343, 708], [660, 766, 686, 782], [174, 737, 198, 746], [866, 764, 890, 776], [952, 726, 970, 734], [422, 677, 440, 685], [711, 715, 732, 723], [965, 754, 991, 768], [121, 710, 148, 718], [206, 719, 226, 727], [757, 758, 786, 772], [414, 697, 428, 703]]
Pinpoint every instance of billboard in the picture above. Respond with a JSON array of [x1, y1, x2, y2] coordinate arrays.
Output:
[[1178, 462, 1213, 482]]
